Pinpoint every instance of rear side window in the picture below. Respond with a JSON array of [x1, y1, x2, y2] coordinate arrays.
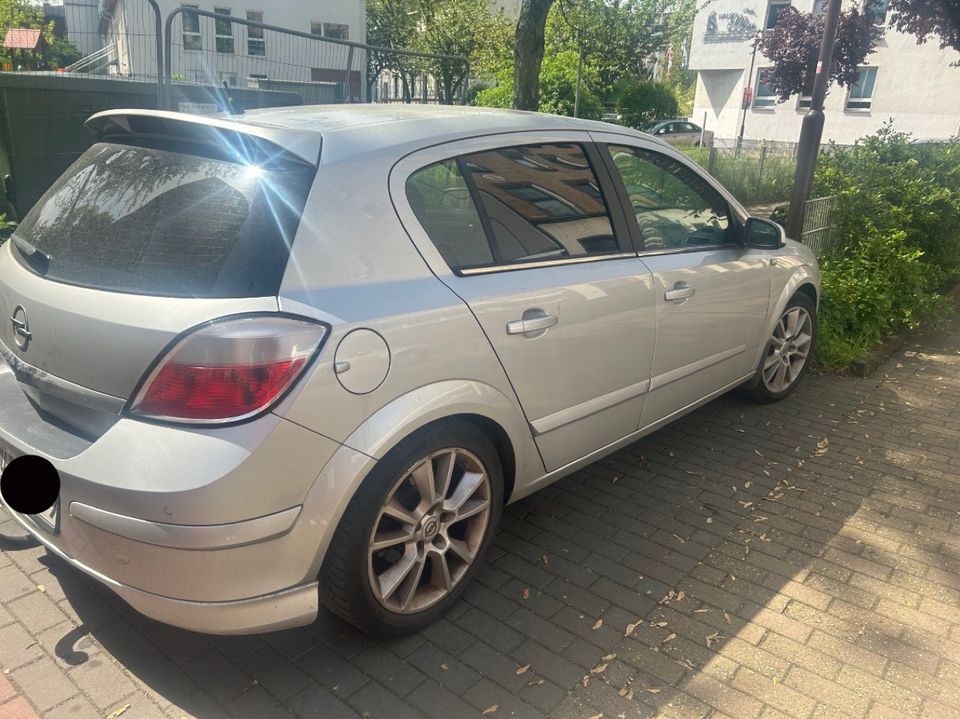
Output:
[[406, 143, 620, 272], [11, 142, 314, 298]]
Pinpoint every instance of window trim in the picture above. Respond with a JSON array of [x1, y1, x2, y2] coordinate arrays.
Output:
[[753, 68, 777, 109], [246, 10, 265, 56], [213, 6, 234, 54], [845, 66, 877, 111], [764, 0, 790, 29], [181, 3, 202, 51]]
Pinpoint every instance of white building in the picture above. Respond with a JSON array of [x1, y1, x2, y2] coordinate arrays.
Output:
[[101, 0, 366, 97], [689, 0, 960, 144]]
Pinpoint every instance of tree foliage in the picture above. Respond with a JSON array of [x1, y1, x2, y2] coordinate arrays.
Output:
[[888, 0, 960, 54], [614, 79, 679, 128], [366, 0, 511, 103], [758, 5, 876, 102]]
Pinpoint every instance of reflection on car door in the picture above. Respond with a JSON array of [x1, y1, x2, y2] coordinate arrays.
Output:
[[397, 136, 656, 472], [595, 135, 771, 428]]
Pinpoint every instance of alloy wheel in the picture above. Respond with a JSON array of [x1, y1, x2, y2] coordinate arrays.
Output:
[[762, 306, 813, 393], [367, 448, 491, 614]]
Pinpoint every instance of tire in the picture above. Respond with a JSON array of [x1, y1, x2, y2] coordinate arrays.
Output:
[[320, 419, 503, 636], [746, 292, 817, 404]]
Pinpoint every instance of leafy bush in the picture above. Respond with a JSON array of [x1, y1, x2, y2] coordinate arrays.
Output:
[[812, 125, 960, 367], [614, 79, 679, 130]]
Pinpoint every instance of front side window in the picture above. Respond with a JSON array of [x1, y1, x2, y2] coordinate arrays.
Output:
[[182, 4, 201, 51], [247, 11, 265, 55], [754, 68, 777, 108], [606, 145, 732, 251], [846, 67, 877, 109], [407, 143, 621, 272], [214, 7, 234, 53]]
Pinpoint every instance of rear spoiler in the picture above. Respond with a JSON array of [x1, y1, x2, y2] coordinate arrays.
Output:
[[85, 110, 322, 170]]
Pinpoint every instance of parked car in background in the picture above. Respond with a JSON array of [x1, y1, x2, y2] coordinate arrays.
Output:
[[0, 105, 817, 636], [645, 119, 714, 147]]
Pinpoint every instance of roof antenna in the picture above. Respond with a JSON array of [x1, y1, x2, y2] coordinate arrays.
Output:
[[222, 81, 245, 116]]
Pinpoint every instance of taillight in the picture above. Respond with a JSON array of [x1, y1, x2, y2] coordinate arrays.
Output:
[[128, 315, 327, 424]]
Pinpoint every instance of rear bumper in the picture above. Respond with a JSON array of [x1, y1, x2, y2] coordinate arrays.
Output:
[[6, 510, 319, 634]]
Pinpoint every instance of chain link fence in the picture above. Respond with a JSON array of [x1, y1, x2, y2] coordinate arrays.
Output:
[[800, 195, 838, 256]]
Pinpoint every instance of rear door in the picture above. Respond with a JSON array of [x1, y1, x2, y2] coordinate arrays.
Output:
[[593, 133, 771, 427], [0, 127, 316, 432], [393, 133, 656, 472]]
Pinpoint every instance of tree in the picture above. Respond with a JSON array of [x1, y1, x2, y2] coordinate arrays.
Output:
[[614, 79, 679, 128], [758, 5, 876, 102], [513, 0, 555, 110], [888, 0, 960, 54], [0, 0, 48, 70]]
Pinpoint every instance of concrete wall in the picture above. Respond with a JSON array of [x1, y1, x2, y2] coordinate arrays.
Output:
[[689, 0, 960, 144]]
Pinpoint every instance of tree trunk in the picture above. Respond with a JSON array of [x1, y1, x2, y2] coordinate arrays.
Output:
[[512, 0, 555, 110]]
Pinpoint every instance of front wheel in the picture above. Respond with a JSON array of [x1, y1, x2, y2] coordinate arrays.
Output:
[[320, 420, 503, 635], [747, 293, 817, 403]]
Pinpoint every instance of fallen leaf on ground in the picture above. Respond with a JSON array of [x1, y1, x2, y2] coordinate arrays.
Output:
[[106, 706, 131, 719], [603, 653, 617, 661], [652, 621, 668, 627], [440, 663, 449, 670], [815, 438, 829, 456], [36, 584, 45, 593], [593, 618, 603, 630], [676, 590, 685, 601], [744, 481, 752, 488], [482, 705, 498, 715], [587, 713, 603, 719], [662, 633, 677, 644], [706, 632, 720, 648], [723, 612, 732, 624], [582, 675, 590, 687], [591, 662, 608, 674], [693, 608, 710, 614], [706, 517, 713, 524], [646, 687, 662, 694], [624, 622, 639, 637], [516, 664, 530, 675], [522, 588, 530, 600]]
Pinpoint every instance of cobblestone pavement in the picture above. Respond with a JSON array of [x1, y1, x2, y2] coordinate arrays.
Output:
[[2, 302, 960, 719]]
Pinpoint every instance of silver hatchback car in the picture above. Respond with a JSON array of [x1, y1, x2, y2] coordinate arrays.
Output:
[[0, 105, 818, 636]]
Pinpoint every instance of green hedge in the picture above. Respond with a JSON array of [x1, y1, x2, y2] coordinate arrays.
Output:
[[813, 126, 960, 367]]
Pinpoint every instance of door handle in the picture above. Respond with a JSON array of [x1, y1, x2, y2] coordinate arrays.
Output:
[[664, 282, 695, 303], [506, 313, 558, 336]]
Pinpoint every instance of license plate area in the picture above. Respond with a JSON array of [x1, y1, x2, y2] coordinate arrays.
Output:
[[0, 446, 60, 534]]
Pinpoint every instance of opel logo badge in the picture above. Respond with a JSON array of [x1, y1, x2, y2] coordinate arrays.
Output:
[[11, 305, 31, 350]]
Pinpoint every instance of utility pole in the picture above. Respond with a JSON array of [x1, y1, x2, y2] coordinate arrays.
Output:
[[785, 0, 842, 240], [737, 31, 763, 152]]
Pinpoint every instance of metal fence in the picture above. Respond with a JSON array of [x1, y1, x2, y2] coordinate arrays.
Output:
[[162, 8, 469, 109], [5, 0, 166, 105], [800, 195, 838, 256]]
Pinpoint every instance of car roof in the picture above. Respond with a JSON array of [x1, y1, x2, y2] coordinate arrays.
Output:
[[89, 105, 655, 166]]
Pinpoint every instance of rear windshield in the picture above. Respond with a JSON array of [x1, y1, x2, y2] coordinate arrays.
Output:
[[11, 142, 314, 298]]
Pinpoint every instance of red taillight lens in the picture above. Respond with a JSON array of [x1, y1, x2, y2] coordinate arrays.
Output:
[[128, 316, 327, 424]]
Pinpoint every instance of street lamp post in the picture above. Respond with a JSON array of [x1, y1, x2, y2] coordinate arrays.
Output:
[[785, 0, 843, 240], [737, 31, 763, 152]]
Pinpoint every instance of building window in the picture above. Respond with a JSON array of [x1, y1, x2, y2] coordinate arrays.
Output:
[[247, 73, 267, 88], [865, 0, 889, 31], [311, 21, 349, 39], [765, 0, 790, 29], [182, 4, 201, 51], [753, 69, 777, 108], [323, 23, 349, 40], [214, 7, 234, 54], [247, 11, 264, 55], [846, 67, 877, 110]]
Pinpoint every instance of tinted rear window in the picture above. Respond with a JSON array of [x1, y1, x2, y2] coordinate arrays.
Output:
[[11, 142, 314, 298]]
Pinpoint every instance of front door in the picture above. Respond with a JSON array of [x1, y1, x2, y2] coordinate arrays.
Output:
[[396, 135, 656, 472], [596, 137, 771, 426]]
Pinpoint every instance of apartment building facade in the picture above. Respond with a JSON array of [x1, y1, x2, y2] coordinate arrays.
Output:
[[688, 0, 960, 144]]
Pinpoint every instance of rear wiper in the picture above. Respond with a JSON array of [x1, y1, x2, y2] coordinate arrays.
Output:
[[12, 236, 50, 276]]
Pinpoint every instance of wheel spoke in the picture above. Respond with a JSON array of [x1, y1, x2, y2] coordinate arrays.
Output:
[[377, 546, 419, 602], [447, 538, 474, 564], [371, 529, 416, 552], [763, 352, 780, 371], [398, 555, 427, 611], [785, 309, 800, 338], [411, 460, 437, 508], [445, 471, 485, 513], [431, 551, 453, 591], [454, 498, 490, 523], [382, 498, 419, 526], [773, 361, 788, 390], [794, 331, 812, 352], [434, 450, 457, 502]]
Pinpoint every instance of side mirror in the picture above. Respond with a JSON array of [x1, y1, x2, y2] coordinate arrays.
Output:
[[745, 216, 786, 249]]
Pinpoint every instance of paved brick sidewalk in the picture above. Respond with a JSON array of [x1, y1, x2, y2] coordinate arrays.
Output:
[[2, 302, 959, 719]]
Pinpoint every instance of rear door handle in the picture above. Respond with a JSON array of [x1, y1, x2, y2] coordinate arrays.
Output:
[[664, 283, 695, 303], [506, 314, 558, 336]]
